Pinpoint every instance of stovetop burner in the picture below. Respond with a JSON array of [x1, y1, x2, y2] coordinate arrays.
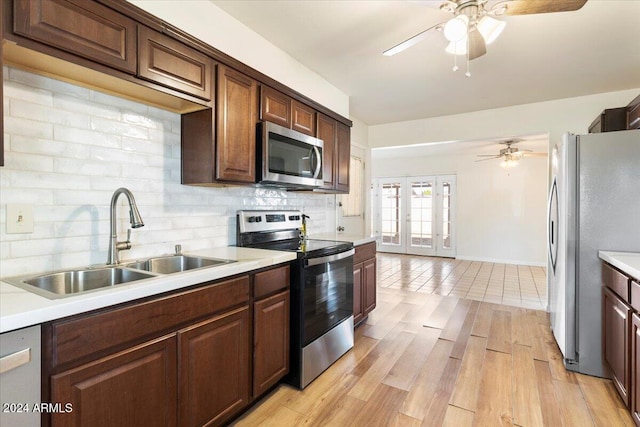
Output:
[[235, 210, 353, 258]]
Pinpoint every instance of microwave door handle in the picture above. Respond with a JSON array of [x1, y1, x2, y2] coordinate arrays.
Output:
[[312, 146, 322, 179]]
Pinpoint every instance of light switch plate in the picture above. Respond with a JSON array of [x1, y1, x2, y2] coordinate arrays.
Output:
[[6, 204, 34, 234]]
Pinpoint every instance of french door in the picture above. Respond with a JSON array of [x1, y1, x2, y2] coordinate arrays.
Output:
[[377, 175, 456, 257]]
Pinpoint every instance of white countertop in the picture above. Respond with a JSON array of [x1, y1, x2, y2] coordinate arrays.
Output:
[[310, 232, 377, 247], [599, 251, 640, 281], [0, 247, 296, 334]]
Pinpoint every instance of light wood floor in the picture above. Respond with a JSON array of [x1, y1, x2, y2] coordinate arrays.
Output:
[[232, 273, 632, 426], [377, 253, 547, 311]]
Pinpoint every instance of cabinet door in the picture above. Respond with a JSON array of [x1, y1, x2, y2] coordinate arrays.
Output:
[[363, 258, 377, 315], [216, 65, 258, 182], [178, 306, 250, 427], [353, 262, 364, 326], [50, 335, 177, 427], [253, 291, 290, 397], [13, 0, 137, 73], [138, 26, 212, 100], [632, 313, 640, 424], [604, 287, 631, 407], [292, 100, 316, 136], [260, 86, 291, 128], [335, 121, 351, 193], [317, 113, 336, 189]]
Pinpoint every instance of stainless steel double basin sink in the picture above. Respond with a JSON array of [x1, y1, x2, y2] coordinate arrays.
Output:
[[4, 255, 235, 299]]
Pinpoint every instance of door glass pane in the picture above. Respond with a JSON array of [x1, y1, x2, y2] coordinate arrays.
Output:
[[442, 181, 451, 249], [381, 183, 402, 245], [410, 181, 433, 248]]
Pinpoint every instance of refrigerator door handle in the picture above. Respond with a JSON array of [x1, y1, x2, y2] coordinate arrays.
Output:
[[548, 177, 559, 273]]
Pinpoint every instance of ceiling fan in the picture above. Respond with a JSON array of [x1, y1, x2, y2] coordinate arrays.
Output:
[[383, 0, 588, 76], [476, 140, 547, 168]]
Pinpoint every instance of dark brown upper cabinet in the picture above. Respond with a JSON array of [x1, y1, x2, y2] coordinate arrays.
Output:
[[138, 25, 212, 101], [260, 85, 292, 128], [317, 113, 337, 190], [335, 121, 351, 193], [292, 100, 316, 136], [216, 65, 258, 183], [316, 113, 350, 193], [260, 86, 316, 137], [13, 0, 137, 74]]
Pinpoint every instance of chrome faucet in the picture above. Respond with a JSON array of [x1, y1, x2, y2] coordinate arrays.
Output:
[[107, 188, 144, 265]]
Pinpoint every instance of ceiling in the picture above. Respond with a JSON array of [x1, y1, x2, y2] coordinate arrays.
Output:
[[212, 0, 640, 126]]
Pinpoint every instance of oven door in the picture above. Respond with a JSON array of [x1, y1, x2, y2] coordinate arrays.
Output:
[[302, 248, 354, 346]]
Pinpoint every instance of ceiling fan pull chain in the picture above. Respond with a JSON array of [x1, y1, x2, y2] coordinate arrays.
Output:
[[453, 49, 459, 72], [465, 35, 471, 77]]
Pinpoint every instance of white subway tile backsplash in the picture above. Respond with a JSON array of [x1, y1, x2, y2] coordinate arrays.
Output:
[[3, 152, 54, 172], [1, 67, 336, 278], [54, 125, 121, 148], [5, 116, 53, 139], [11, 99, 91, 129], [11, 136, 91, 159], [4, 81, 53, 107], [90, 116, 150, 140], [9, 67, 90, 100], [53, 93, 121, 121]]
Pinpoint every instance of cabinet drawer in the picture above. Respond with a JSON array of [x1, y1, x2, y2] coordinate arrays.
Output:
[[354, 241, 376, 264], [628, 94, 640, 130], [13, 0, 137, 74], [49, 276, 250, 369], [254, 265, 290, 299], [138, 25, 212, 100], [603, 262, 631, 303], [632, 281, 640, 312]]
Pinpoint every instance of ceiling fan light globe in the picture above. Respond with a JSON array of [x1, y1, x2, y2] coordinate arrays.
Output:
[[444, 15, 469, 42], [446, 40, 467, 55], [477, 16, 506, 45]]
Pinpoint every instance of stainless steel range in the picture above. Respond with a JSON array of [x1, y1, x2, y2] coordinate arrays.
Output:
[[236, 210, 354, 389]]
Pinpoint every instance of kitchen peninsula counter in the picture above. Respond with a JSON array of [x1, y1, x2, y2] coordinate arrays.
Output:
[[0, 247, 296, 334], [599, 251, 640, 280]]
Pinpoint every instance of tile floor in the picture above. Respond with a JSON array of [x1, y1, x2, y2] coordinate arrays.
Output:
[[377, 253, 547, 310]]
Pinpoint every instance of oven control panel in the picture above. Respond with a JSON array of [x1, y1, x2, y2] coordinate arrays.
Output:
[[238, 210, 303, 233]]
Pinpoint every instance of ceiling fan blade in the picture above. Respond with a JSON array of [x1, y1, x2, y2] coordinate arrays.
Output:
[[383, 23, 443, 56], [523, 152, 548, 157], [468, 29, 487, 60], [502, 0, 588, 16], [475, 156, 502, 162]]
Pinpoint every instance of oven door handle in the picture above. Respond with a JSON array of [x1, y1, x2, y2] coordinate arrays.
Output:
[[305, 248, 355, 267]]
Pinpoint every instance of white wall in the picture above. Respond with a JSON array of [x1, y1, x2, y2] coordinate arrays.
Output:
[[129, 0, 349, 118], [369, 89, 639, 149], [0, 68, 335, 278], [373, 144, 548, 266]]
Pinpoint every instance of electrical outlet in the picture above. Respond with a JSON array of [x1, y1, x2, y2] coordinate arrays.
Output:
[[6, 204, 34, 234]]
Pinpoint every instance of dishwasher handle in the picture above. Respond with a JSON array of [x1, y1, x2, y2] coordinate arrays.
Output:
[[0, 348, 31, 374]]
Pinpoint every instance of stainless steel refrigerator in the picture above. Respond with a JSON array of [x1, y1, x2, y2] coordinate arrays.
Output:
[[548, 130, 640, 377]]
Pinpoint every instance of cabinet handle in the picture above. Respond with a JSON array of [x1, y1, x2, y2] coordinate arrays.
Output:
[[629, 116, 640, 128], [0, 348, 31, 374]]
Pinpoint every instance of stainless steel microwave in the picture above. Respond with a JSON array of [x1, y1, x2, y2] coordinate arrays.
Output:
[[257, 121, 323, 189]]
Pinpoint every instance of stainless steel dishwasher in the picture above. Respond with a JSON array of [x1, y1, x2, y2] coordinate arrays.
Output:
[[1, 325, 41, 427]]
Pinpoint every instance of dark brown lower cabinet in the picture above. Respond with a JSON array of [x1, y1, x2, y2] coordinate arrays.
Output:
[[632, 313, 640, 425], [43, 264, 291, 427], [353, 242, 377, 327], [51, 335, 177, 427], [253, 290, 290, 397], [603, 286, 631, 407], [178, 306, 250, 427]]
